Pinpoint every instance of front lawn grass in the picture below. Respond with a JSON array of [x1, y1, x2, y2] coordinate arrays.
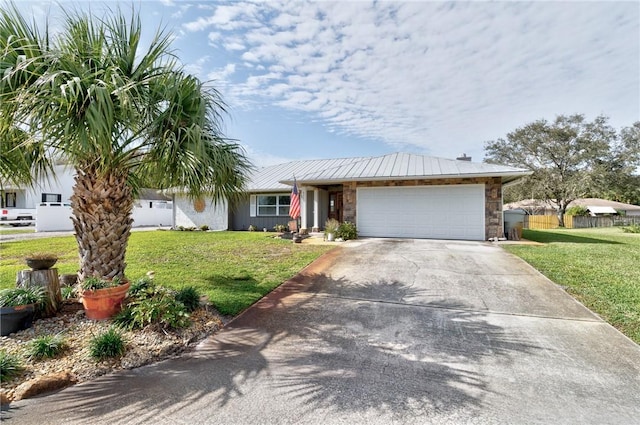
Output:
[[0, 231, 334, 316], [503, 227, 640, 344], [0, 227, 35, 235]]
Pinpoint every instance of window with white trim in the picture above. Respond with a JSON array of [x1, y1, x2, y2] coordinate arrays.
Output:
[[2, 192, 17, 208], [42, 193, 62, 203], [257, 194, 291, 216]]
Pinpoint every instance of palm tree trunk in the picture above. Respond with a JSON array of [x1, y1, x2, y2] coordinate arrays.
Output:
[[70, 166, 133, 281]]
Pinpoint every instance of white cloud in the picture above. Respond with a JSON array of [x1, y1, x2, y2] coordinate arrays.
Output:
[[186, 1, 639, 158], [207, 32, 222, 45], [207, 63, 236, 83], [183, 56, 210, 78]]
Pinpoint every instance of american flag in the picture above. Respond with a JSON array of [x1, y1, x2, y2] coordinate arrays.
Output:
[[289, 178, 301, 219]]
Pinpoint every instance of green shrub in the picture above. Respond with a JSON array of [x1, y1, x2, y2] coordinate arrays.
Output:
[[128, 276, 154, 298], [200, 224, 210, 231], [0, 350, 23, 381], [565, 206, 589, 216], [621, 224, 640, 234], [27, 334, 67, 359], [113, 280, 190, 330], [89, 328, 126, 360], [336, 221, 358, 240], [175, 286, 201, 312], [273, 223, 287, 232], [248, 224, 258, 232]]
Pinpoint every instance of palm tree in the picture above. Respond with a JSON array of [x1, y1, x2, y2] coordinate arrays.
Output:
[[0, 4, 251, 281]]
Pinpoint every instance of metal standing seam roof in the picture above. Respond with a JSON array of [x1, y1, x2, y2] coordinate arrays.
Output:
[[247, 152, 531, 191]]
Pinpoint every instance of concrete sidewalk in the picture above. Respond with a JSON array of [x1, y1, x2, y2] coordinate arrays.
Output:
[[2, 239, 639, 424]]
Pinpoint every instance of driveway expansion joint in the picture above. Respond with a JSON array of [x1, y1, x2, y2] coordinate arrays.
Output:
[[308, 292, 604, 323]]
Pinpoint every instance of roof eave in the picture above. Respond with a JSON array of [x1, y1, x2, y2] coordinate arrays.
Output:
[[279, 171, 533, 186]]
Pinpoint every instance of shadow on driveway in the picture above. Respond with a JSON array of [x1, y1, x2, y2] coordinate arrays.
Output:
[[3, 271, 540, 424]]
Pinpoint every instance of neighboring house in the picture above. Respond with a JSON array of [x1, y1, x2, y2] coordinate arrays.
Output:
[[504, 198, 640, 216], [502, 199, 555, 215], [1, 164, 75, 209], [570, 198, 640, 216], [1, 164, 173, 231], [174, 152, 531, 241]]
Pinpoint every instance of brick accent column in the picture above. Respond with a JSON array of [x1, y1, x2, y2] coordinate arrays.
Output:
[[485, 177, 503, 240], [342, 182, 357, 223]]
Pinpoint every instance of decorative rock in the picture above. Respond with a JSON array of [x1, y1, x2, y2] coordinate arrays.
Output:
[[1, 389, 11, 406], [1, 301, 225, 396], [13, 371, 77, 400]]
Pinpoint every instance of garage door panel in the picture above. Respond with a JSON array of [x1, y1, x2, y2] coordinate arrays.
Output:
[[356, 185, 485, 240]]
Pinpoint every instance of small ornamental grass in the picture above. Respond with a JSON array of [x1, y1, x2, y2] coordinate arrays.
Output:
[[27, 334, 68, 359], [0, 286, 45, 308], [61, 286, 76, 300], [89, 328, 126, 360], [79, 276, 123, 291], [175, 286, 201, 312], [0, 350, 24, 381]]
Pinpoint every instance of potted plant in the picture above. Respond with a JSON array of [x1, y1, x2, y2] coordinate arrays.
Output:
[[0, 287, 46, 336], [25, 253, 58, 270], [78, 276, 131, 320], [324, 218, 340, 242]]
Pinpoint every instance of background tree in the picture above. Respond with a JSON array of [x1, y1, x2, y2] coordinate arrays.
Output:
[[484, 114, 639, 226], [0, 4, 252, 281], [592, 122, 640, 205]]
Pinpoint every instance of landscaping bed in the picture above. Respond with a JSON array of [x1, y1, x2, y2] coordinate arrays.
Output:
[[1, 299, 227, 403]]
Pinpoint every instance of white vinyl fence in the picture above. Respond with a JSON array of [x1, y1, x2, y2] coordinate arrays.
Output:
[[35, 203, 172, 232]]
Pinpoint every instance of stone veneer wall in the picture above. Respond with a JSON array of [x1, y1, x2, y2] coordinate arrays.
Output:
[[341, 177, 503, 240]]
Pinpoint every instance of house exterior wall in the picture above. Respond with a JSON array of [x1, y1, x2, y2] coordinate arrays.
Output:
[[1, 164, 75, 208], [304, 189, 315, 229], [174, 195, 228, 230], [230, 196, 293, 231], [341, 177, 503, 240], [319, 190, 330, 229]]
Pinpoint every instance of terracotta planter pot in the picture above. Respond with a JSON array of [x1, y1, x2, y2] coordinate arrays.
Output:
[[80, 281, 131, 320], [0, 304, 36, 336]]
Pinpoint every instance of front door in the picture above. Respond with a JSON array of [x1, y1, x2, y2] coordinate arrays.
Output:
[[329, 192, 343, 222]]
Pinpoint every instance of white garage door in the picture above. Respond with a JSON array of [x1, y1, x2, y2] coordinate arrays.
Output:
[[356, 185, 485, 240]]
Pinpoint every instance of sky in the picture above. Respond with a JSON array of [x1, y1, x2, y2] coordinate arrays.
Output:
[[12, 0, 640, 167]]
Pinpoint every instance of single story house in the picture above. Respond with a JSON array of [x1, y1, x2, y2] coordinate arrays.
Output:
[[174, 152, 531, 241], [503, 198, 640, 216], [571, 198, 640, 216]]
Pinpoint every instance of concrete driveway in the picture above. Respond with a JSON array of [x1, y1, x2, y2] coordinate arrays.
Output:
[[3, 239, 640, 424]]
